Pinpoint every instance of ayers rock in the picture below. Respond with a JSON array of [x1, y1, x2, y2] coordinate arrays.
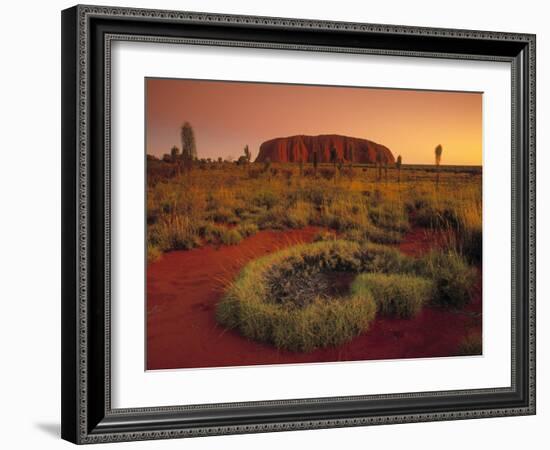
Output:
[[254, 134, 395, 164]]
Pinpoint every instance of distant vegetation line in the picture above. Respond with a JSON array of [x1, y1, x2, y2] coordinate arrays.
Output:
[[147, 154, 481, 175]]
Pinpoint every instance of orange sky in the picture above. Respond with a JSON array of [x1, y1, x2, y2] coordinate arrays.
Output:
[[146, 78, 482, 166]]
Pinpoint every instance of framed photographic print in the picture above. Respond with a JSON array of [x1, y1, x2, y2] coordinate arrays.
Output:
[[61, 5, 536, 444]]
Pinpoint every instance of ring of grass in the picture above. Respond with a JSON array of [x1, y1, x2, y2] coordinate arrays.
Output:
[[352, 273, 434, 319], [217, 240, 424, 352]]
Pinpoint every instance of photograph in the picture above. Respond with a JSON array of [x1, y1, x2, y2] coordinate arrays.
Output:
[[145, 78, 483, 370]]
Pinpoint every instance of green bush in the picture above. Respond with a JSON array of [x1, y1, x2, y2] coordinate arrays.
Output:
[[353, 273, 433, 318], [417, 249, 477, 308], [219, 228, 243, 245], [148, 215, 200, 251], [257, 207, 286, 230], [368, 203, 410, 233], [147, 243, 163, 263], [199, 222, 226, 243], [358, 242, 414, 273], [252, 189, 278, 209], [207, 207, 240, 224], [284, 201, 313, 229], [236, 222, 259, 237]]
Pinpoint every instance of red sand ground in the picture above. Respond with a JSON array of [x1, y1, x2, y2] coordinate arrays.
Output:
[[146, 227, 481, 370]]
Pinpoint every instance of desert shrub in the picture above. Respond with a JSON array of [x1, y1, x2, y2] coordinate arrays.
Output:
[[252, 189, 278, 209], [301, 184, 328, 208], [456, 333, 482, 356], [149, 215, 200, 251], [234, 204, 264, 221], [147, 243, 163, 264], [318, 196, 367, 231], [285, 201, 314, 229], [406, 187, 482, 264], [358, 242, 414, 273], [207, 207, 240, 224], [313, 194, 404, 244], [219, 228, 243, 246], [236, 222, 259, 237], [198, 222, 226, 243], [257, 207, 286, 230], [353, 273, 433, 318], [414, 204, 461, 229], [146, 189, 161, 224], [368, 203, 410, 233], [416, 249, 477, 308]]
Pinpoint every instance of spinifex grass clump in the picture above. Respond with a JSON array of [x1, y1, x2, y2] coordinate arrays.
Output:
[[416, 249, 477, 308], [148, 215, 201, 252], [353, 273, 434, 318], [217, 241, 406, 351], [406, 184, 482, 263], [216, 240, 434, 351]]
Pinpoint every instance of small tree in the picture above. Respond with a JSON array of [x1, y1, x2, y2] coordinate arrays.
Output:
[[435, 144, 443, 188], [384, 160, 389, 183], [170, 145, 180, 163], [396, 155, 402, 183], [170, 145, 181, 176], [180, 122, 197, 172], [244, 145, 251, 163]]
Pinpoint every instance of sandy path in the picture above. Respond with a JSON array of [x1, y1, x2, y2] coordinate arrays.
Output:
[[147, 227, 481, 370]]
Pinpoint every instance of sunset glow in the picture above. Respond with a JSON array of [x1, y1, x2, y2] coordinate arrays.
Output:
[[146, 78, 482, 166]]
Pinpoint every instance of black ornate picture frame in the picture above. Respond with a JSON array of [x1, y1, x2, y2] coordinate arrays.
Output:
[[61, 4, 536, 444]]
